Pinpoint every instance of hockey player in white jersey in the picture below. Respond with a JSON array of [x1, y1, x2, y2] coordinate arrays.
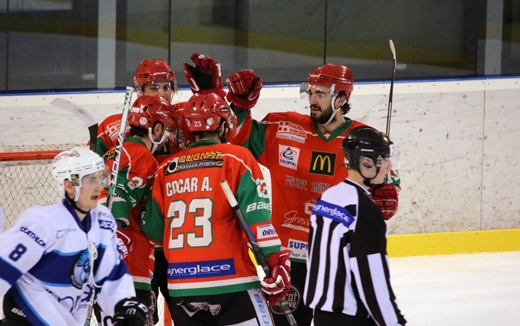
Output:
[[0, 147, 148, 326]]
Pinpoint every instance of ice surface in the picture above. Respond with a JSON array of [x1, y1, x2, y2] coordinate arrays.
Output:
[[389, 251, 520, 325]]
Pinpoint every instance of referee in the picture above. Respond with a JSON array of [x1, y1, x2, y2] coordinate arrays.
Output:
[[304, 126, 406, 326]]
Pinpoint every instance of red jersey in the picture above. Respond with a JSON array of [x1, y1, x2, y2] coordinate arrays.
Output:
[[232, 110, 365, 263], [99, 137, 158, 224], [141, 140, 281, 297], [95, 113, 126, 157], [98, 137, 158, 290], [95, 102, 187, 164]]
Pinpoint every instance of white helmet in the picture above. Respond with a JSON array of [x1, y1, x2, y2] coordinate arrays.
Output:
[[52, 147, 106, 200]]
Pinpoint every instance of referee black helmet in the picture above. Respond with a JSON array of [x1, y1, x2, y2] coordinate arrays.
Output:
[[342, 126, 393, 172]]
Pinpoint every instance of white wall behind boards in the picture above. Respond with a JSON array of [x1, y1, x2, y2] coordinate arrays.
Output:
[[1, 77, 519, 234]]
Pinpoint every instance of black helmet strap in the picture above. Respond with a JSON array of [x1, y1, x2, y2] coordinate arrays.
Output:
[[65, 191, 90, 215]]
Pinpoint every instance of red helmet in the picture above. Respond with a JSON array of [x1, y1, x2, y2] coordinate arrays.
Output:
[[128, 95, 176, 133], [185, 93, 234, 132], [306, 64, 354, 100], [173, 104, 194, 149], [134, 59, 177, 92]]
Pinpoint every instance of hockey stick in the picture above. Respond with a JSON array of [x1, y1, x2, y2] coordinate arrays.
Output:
[[50, 100, 100, 326], [84, 87, 133, 326], [50, 98, 99, 152], [386, 39, 396, 138], [106, 86, 134, 210], [220, 180, 298, 326]]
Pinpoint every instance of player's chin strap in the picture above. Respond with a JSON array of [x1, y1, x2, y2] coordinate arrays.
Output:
[[361, 171, 379, 188], [320, 92, 347, 126], [148, 128, 171, 154], [360, 156, 384, 188], [65, 191, 90, 215]]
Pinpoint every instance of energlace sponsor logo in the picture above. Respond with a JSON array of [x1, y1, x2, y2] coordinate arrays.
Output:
[[312, 200, 355, 227], [168, 259, 236, 279]]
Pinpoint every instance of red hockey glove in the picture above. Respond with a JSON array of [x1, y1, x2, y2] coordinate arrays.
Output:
[[225, 70, 263, 109], [260, 249, 291, 306], [183, 53, 226, 98], [116, 229, 133, 259], [370, 184, 399, 220], [113, 296, 148, 326]]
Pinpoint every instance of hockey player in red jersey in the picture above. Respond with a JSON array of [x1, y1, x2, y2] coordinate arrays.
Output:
[[95, 58, 178, 158], [141, 92, 291, 326], [92, 59, 184, 324], [98, 95, 176, 325], [224, 64, 401, 326]]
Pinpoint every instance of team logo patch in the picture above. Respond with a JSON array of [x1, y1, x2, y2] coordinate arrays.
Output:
[[276, 122, 307, 143], [164, 151, 224, 175], [70, 249, 93, 289], [278, 145, 300, 170], [270, 285, 300, 314], [309, 151, 336, 176]]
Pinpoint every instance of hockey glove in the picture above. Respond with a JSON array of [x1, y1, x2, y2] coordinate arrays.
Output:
[[116, 229, 133, 259], [183, 53, 226, 98], [113, 296, 148, 326], [370, 184, 399, 220], [225, 70, 263, 109], [260, 249, 291, 306], [116, 218, 129, 229]]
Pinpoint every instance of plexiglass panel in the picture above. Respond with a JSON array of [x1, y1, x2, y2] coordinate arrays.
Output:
[[0, 0, 518, 91]]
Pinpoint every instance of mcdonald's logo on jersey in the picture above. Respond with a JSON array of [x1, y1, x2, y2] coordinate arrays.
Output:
[[309, 152, 336, 176]]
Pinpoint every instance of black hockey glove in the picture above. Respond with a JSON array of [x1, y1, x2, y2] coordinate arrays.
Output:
[[116, 218, 128, 229], [112, 296, 148, 326]]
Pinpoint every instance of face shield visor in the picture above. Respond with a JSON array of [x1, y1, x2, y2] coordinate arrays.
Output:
[[78, 165, 111, 189], [299, 82, 336, 100]]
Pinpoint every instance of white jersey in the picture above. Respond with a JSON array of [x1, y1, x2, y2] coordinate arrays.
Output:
[[0, 199, 135, 326]]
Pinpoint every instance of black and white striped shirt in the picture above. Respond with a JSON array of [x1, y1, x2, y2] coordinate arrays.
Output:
[[304, 179, 406, 326]]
